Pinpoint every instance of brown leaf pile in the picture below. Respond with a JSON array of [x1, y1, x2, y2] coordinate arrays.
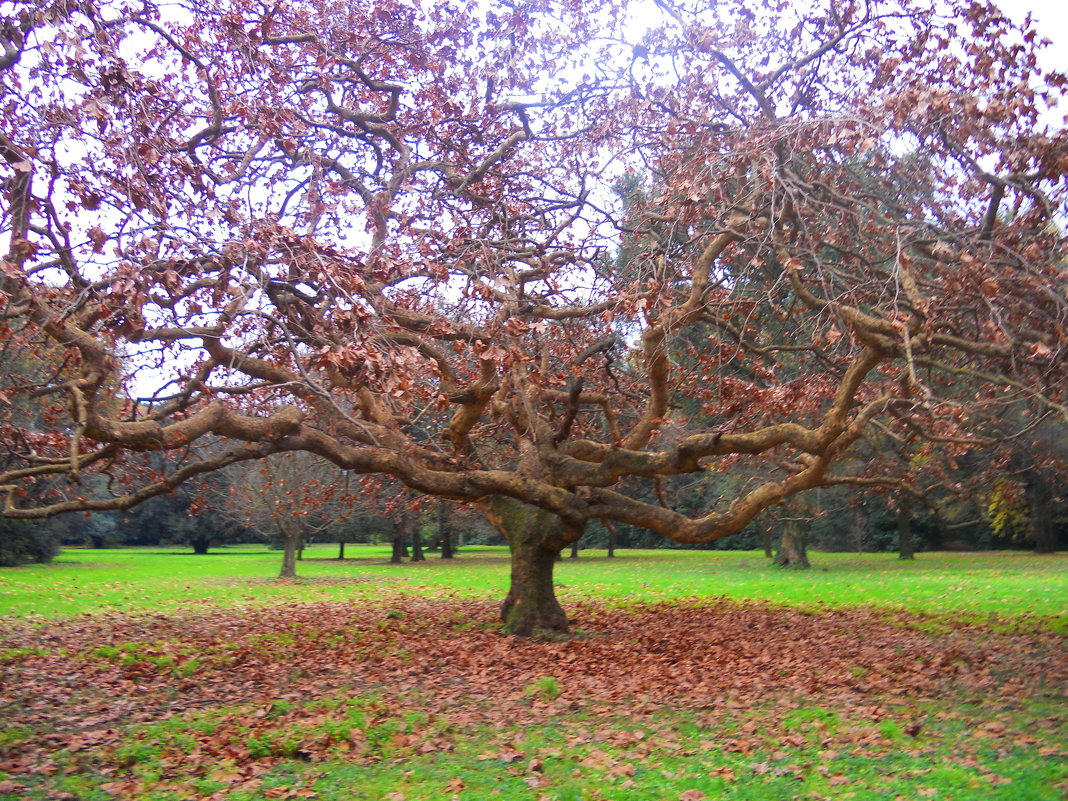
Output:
[[1, 596, 1064, 791]]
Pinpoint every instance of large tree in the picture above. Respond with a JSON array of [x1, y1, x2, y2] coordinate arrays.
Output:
[[1, 0, 1065, 634]]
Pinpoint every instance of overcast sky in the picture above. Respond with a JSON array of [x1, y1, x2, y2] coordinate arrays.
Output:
[[996, 0, 1067, 72]]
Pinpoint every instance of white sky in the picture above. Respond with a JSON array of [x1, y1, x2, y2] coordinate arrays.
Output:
[[997, 1, 1068, 72]]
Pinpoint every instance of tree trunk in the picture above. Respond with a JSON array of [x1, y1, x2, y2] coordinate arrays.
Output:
[[190, 536, 210, 555], [410, 529, 426, 562], [570, 540, 579, 558], [605, 520, 617, 558], [297, 540, 304, 561], [762, 526, 773, 559], [337, 540, 346, 560], [849, 504, 865, 554], [774, 516, 810, 569], [484, 499, 581, 637], [897, 495, 915, 560], [435, 501, 454, 558], [279, 528, 299, 578], [1026, 473, 1056, 554], [391, 529, 408, 564], [502, 536, 569, 636]]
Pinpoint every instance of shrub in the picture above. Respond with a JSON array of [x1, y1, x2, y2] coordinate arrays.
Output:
[[0, 519, 61, 566]]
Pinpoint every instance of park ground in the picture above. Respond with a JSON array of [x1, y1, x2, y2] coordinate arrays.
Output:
[[0, 546, 1065, 800]]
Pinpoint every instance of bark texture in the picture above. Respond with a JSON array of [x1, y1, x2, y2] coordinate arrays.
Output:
[[279, 529, 299, 578], [486, 498, 581, 636], [774, 516, 810, 569], [500, 537, 569, 636]]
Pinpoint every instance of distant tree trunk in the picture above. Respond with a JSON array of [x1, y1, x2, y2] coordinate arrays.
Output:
[[762, 525, 773, 559], [849, 504, 865, 554], [897, 495, 915, 560], [410, 528, 426, 562], [774, 514, 810, 569], [605, 521, 617, 558], [1026, 473, 1056, 554], [391, 528, 408, 564], [88, 534, 107, 549], [297, 539, 304, 561], [279, 526, 299, 578], [570, 540, 579, 558], [437, 504, 454, 559], [188, 527, 213, 555], [337, 540, 346, 560]]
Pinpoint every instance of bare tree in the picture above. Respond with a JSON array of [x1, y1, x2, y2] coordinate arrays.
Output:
[[225, 454, 353, 578]]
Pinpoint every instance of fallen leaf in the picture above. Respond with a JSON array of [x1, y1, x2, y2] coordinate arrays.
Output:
[[709, 766, 736, 782]]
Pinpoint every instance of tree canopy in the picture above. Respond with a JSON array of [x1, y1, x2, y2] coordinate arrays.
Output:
[[1, 0, 1065, 632]]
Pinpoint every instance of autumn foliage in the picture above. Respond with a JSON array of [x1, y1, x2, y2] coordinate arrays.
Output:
[[1, 0, 1066, 632]]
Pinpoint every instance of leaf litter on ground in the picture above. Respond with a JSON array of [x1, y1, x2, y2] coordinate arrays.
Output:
[[0, 595, 1065, 799]]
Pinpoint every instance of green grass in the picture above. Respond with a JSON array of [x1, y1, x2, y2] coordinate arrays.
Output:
[[278, 700, 1064, 801], [0, 545, 1065, 626], [2, 546, 1065, 801], [3, 691, 1063, 801]]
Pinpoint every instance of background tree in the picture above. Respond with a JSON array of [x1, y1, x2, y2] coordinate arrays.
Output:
[[772, 499, 813, 569], [385, 490, 428, 564], [431, 501, 456, 560], [1, 0, 1065, 635], [896, 492, 918, 561], [0, 517, 61, 566], [115, 466, 242, 553], [224, 453, 354, 578]]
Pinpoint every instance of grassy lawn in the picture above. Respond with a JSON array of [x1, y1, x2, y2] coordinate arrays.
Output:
[[1, 545, 1065, 625], [1, 546, 1065, 800]]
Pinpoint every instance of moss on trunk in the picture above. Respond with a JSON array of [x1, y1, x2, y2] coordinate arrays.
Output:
[[485, 498, 582, 637], [500, 538, 569, 636]]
